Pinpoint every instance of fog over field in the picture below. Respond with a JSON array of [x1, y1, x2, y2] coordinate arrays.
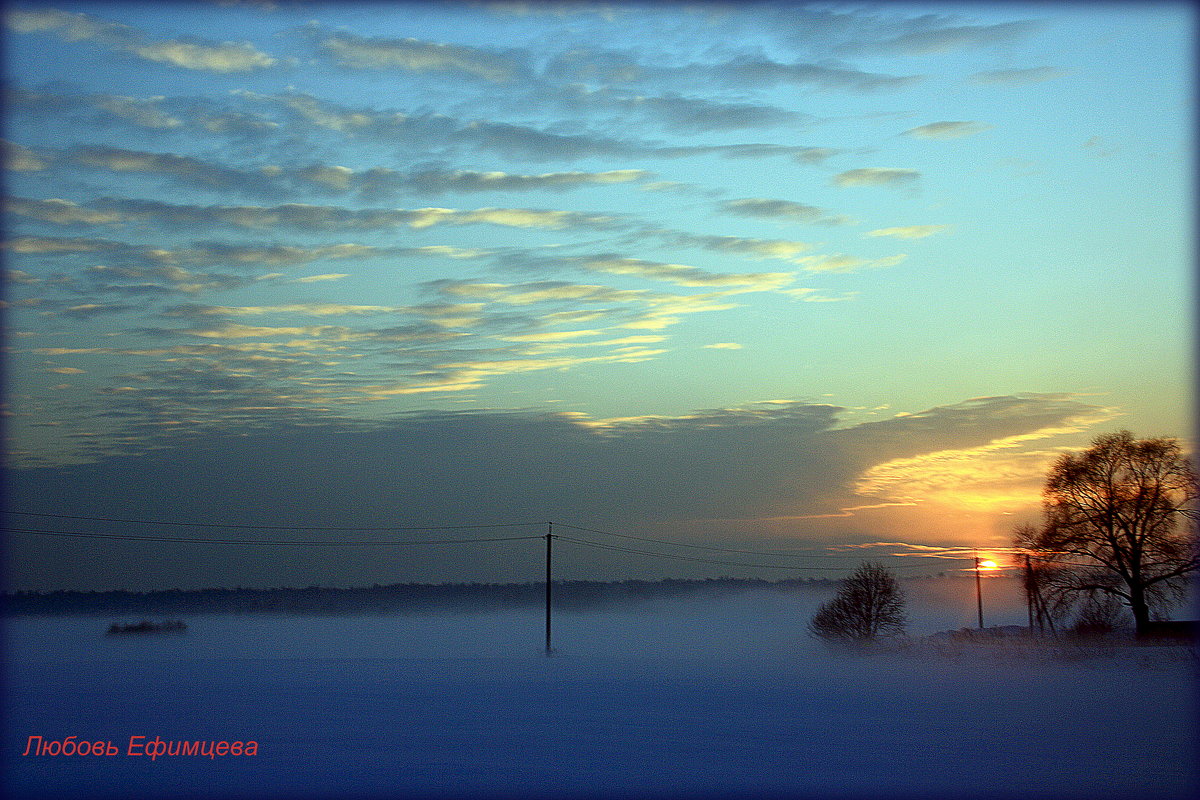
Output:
[[4, 581, 1196, 800]]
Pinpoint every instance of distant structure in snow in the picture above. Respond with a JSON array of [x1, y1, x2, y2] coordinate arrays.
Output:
[[105, 619, 187, 635]]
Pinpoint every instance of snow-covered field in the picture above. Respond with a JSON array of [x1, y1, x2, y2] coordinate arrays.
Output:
[[3, 580, 1196, 799]]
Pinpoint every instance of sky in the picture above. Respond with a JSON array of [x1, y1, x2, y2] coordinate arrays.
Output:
[[1, 0, 1194, 590]]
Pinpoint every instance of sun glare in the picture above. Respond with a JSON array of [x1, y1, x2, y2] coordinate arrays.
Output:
[[978, 559, 999, 571]]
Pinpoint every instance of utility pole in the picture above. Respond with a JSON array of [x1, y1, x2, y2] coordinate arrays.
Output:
[[975, 554, 984, 630], [544, 522, 554, 655], [1025, 553, 1034, 633]]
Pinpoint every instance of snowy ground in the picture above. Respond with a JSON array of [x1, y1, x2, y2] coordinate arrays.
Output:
[[3, 581, 1196, 799]]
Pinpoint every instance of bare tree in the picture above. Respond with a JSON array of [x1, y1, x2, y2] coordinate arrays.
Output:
[[1015, 431, 1198, 637], [809, 561, 906, 641]]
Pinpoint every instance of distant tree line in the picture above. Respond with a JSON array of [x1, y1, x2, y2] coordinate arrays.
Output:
[[3, 576, 838, 616]]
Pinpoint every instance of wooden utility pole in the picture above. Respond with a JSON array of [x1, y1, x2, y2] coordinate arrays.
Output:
[[975, 554, 984, 630], [1025, 553, 1034, 633], [544, 522, 554, 655]]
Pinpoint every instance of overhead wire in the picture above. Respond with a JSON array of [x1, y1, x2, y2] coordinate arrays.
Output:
[[1, 526, 545, 546], [3, 510, 545, 533], [552, 522, 880, 558], [552, 523, 960, 573], [2, 510, 983, 571], [555, 534, 884, 572]]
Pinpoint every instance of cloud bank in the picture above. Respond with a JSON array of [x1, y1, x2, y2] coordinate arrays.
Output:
[[4, 393, 1110, 588]]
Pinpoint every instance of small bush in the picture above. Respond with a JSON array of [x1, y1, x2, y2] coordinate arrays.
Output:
[[1072, 593, 1127, 637]]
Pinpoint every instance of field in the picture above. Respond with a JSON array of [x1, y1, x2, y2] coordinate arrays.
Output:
[[3, 579, 1196, 800]]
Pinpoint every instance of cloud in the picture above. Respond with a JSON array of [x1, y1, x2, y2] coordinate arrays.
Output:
[[80, 264, 249, 297], [656, 144, 840, 163], [375, 167, 651, 195], [5, 198, 125, 225], [68, 145, 276, 194], [316, 31, 527, 82], [3, 235, 116, 254], [2, 234, 440, 300], [839, 19, 1043, 55], [8, 87, 183, 130], [431, 279, 649, 306], [5, 8, 277, 73], [446, 207, 622, 230], [795, 254, 907, 274], [721, 198, 853, 226], [194, 109, 280, 136], [902, 121, 991, 139], [240, 89, 646, 161], [2, 234, 391, 271], [853, 399, 1120, 511], [294, 273, 349, 283], [703, 342, 742, 350], [426, 348, 669, 384], [7, 87, 273, 134], [6, 7, 121, 41], [3, 139, 47, 171], [286, 164, 354, 191], [5, 269, 40, 285], [666, 232, 814, 262], [578, 257, 794, 289], [639, 181, 714, 196], [61, 303, 138, 319], [179, 323, 359, 340], [865, 226, 948, 240], [80, 198, 623, 232], [17, 136, 651, 199], [780, 289, 858, 303], [719, 58, 923, 92], [426, 278, 744, 333], [575, 89, 807, 133], [4, 393, 1116, 588], [213, 87, 833, 171], [452, 119, 648, 162], [88, 94, 182, 129], [638, 94, 804, 132], [968, 66, 1071, 85], [546, 48, 922, 93], [832, 168, 919, 188], [163, 303, 396, 318], [141, 39, 276, 72], [239, 90, 384, 132], [236, 89, 837, 165], [3, 261, 788, 446]]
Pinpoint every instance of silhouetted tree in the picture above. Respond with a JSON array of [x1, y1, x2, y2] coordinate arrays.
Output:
[[1015, 431, 1198, 637], [809, 561, 905, 641]]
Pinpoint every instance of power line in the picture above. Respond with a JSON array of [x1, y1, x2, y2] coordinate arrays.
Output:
[[3, 510, 986, 570], [555, 534, 872, 572], [3, 510, 544, 533], [1, 526, 544, 546], [553, 522, 899, 559]]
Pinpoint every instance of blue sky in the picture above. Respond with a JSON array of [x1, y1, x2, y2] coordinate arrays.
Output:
[[2, 2, 1193, 589]]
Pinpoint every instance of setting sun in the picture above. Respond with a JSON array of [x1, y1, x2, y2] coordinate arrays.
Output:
[[978, 559, 999, 571]]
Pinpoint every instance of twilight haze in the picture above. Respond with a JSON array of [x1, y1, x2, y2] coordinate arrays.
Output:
[[1, 1, 1193, 591]]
